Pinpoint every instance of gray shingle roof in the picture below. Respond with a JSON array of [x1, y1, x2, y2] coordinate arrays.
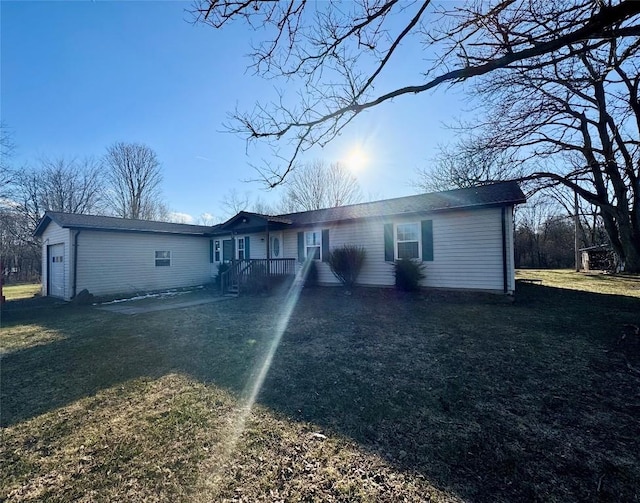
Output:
[[278, 181, 526, 226], [34, 211, 217, 237], [218, 211, 293, 228], [34, 182, 526, 237]]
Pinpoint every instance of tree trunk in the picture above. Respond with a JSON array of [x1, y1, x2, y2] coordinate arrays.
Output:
[[619, 226, 640, 273]]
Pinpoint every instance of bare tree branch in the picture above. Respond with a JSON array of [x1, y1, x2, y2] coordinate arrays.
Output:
[[192, 0, 640, 184]]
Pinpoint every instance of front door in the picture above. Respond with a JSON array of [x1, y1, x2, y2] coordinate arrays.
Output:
[[269, 232, 283, 274], [222, 239, 233, 263], [48, 243, 65, 298], [270, 232, 283, 259]]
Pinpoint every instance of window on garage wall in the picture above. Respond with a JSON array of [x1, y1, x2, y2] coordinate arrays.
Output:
[[155, 250, 171, 267]]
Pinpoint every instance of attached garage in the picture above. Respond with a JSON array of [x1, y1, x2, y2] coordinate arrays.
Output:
[[34, 212, 214, 301]]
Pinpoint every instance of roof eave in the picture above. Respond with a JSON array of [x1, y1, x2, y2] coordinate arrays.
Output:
[[33, 214, 54, 238], [61, 225, 210, 236]]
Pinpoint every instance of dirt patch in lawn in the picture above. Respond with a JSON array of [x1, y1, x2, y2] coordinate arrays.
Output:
[[1, 274, 639, 502]]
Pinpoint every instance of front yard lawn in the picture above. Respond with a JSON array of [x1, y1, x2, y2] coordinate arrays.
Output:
[[1, 271, 639, 501]]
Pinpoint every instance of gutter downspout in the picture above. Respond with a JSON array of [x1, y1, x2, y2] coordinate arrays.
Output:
[[72, 230, 80, 298], [43, 238, 49, 296], [501, 206, 508, 294]]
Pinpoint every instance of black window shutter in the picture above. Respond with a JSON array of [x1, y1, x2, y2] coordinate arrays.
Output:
[[384, 223, 394, 262], [244, 236, 250, 260], [209, 240, 213, 263], [322, 229, 330, 262], [297, 232, 304, 262], [421, 220, 434, 261]]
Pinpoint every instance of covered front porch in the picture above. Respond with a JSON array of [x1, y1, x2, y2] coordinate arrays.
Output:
[[212, 211, 299, 295]]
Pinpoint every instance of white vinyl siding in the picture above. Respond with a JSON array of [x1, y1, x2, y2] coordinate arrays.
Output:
[[424, 208, 505, 291], [39, 205, 516, 299], [76, 231, 211, 297], [280, 207, 512, 292]]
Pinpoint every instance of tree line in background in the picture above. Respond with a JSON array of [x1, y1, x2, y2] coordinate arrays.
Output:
[[414, 147, 613, 270], [514, 195, 610, 270], [1, 138, 167, 282]]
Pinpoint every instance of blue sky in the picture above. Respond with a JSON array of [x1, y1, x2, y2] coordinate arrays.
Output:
[[2, 1, 469, 222]]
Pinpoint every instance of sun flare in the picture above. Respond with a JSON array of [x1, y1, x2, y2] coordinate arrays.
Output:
[[344, 145, 369, 172]]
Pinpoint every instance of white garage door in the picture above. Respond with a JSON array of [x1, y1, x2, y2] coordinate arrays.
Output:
[[49, 244, 65, 298]]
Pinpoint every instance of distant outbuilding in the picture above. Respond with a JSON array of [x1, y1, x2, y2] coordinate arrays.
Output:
[[580, 245, 616, 272]]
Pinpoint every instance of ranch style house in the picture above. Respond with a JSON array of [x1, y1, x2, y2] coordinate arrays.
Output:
[[33, 181, 526, 300]]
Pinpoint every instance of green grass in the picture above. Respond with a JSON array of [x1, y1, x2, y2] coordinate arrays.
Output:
[[1, 271, 639, 502], [2, 283, 41, 301]]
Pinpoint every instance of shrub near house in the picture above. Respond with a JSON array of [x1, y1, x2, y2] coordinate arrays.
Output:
[[394, 259, 426, 292], [327, 245, 366, 290]]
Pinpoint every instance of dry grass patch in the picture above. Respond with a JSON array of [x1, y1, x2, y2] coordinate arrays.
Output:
[[0, 324, 66, 353], [2, 284, 41, 301], [2, 374, 454, 502], [2, 374, 231, 502], [517, 268, 640, 297]]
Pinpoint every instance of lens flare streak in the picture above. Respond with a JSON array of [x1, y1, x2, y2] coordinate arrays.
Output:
[[211, 258, 315, 479]]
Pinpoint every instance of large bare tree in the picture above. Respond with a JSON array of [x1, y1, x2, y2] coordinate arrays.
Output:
[[38, 157, 104, 217], [191, 0, 640, 187], [220, 188, 278, 218], [104, 142, 167, 220], [443, 30, 640, 271], [280, 161, 362, 212], [220, 188, 251, 217]]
